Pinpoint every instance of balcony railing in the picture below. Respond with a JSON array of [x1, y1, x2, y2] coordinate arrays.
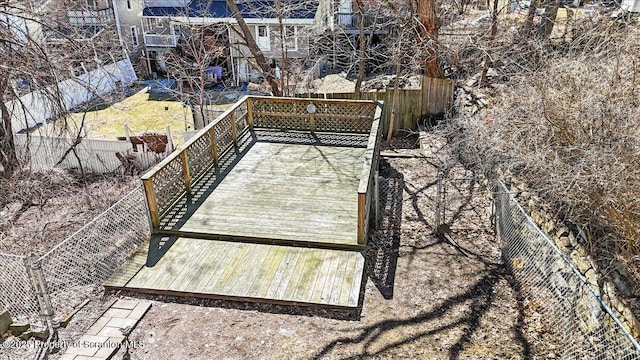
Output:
[[144, 34, 179, 47], [67, 8, 114, 26], [336, 12, 388, 30]]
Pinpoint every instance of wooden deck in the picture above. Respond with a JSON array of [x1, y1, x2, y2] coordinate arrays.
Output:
[[105, 236, 366, 309], [112, 97, 383, 311], [159, 139, 367, 249]]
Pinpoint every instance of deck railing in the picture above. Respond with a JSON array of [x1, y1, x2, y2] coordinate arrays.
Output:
[[141, 97, 249, 228], [250, 96, 377, 133], [357, 105, 383, 245], [141, 96, 382, 244]]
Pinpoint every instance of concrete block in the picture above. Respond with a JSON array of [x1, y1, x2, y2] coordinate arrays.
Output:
[[0, 310, 12, 334], [126, 302, 151, 320], [8, 322, 29, 336], [112, 299, 138, 310]]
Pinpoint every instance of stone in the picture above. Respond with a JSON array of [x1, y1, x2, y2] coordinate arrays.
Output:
[[568, 232, 579, 247], [584, 269, 598, 287], [555, 226, 569, 238], [558, 236, 571, 249], [0, 310, 12, 334], [631, 315, 640, 338], [8, 322, 29, 336], [573, 255, 593, 274], [611, 272, 632, 298], [30, 328, 49, 340]]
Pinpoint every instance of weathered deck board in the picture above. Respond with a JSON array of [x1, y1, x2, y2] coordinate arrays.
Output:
[[105, 237, 365, 309], [103, 240, 149, 288], [171, 142, 366, 247]]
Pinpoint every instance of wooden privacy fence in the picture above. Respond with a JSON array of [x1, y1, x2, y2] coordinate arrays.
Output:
[[297, 76, 455, 136], [141, 95, 383, 245]]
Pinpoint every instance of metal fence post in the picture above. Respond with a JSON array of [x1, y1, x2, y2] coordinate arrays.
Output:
[[24, 254, 54, 330]]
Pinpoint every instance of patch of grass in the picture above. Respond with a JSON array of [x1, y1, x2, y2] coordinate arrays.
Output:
[[67, 88, 195, 145]]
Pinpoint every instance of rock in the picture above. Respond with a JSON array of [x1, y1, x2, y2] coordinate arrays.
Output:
[[30, 328, 49, 340], [631, 314, 640, 338], [0, 310, 12, 334], [558, 236, 571, 248], [585, 269, 598, 291], [555, 226, 569, 238], [611, 272, 632, 298], [464, 78, 477, 88], [568, 232, 579, 247], [9, 323, 29, 336], [573, 255, 593, 274]]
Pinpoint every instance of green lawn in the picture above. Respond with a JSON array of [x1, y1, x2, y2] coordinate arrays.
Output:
[[67, 88, 229, 146]]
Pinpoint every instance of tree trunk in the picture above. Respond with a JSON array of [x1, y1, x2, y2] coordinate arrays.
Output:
[[387, 47, 403, 145], [226, 0, 281, 96], [416, 0, 445, 78], [480, 0, 499, 86], [523, 0, 539, 36], [539, 0, 560, 39], [354, 0, 366, 100], [0, 78, 18, 179], [276, 0, 287, 96]]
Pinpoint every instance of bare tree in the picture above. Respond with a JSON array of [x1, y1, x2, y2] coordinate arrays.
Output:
[[1, 1, 125, 178], [416, 0, 445, 78], [225, 0, 281, 96], [163, 22, 229, 129]]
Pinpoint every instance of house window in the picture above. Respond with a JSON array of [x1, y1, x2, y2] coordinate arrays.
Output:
[[126, 0, 132, 10], [256, 25, 270, 51], [285, 26, 297, 51], [131, 26, 139, 47], [86, 0, 97, 10]]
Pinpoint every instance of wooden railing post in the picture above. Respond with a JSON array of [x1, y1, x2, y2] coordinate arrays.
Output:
[[208, 127, 219, 167], [230, 111, 238, 145], [246, 97, 254, 130], [309, 112, 316, 133], [143, 179, 160, 230], [180, 151, 191, 193], [357, 193, 366, 245]]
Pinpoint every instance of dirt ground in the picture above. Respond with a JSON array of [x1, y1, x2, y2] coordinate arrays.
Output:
[[2, 133, 546, 359], [0, 169, 139, 256], [92, 134, 539, 360]]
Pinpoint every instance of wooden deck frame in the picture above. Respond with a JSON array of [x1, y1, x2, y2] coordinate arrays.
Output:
[[141, 96, 383, 247]]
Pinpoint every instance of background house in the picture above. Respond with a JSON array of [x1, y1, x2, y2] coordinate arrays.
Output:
[[113, 0, 146, 56], [139, 0, 318, 84]]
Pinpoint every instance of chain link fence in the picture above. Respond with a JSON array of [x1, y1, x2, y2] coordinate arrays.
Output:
[[0, 187, 149, 328], [0, 254, 42, 325], [495, 181, 640, 359]]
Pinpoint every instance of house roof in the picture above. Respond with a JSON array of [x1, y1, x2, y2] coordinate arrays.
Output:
[[143, 0, 318, 20]]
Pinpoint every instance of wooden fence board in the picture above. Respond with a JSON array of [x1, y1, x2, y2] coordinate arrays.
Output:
[[297, 76, 455, 136]]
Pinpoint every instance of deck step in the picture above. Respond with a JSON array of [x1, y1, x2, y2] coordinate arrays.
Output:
[[105, 237, 366, 309]]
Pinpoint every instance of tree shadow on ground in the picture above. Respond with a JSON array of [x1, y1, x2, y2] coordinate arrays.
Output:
[[314, 158, 534, 359], [313, 264, 516, 360]]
